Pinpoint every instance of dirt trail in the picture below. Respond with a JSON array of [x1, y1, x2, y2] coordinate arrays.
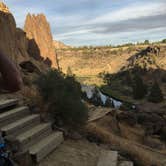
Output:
[[39, 139, 102, 166]]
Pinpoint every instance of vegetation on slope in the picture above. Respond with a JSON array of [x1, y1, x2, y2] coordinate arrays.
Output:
[[148, 81, 164, 103], [36, 69, 88, 128]]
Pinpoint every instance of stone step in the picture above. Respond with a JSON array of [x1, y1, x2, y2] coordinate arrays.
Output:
[[0, 106, 29, 128], [97, 150, 118, 166], [16, 123, 52, 151], [118, 161, 133, 166], [29, 131, 64, 162], [0, 99, 18, 110], [1, 114, 40, 136]]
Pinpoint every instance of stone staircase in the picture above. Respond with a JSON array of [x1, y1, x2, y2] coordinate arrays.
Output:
[[0, 98, 134, 166], [0, 98, 64, 163]]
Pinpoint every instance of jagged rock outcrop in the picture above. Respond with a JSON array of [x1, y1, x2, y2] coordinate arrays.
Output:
[[24, 14, 57, 67], [127, 46, 161, 70], [0, 2, 9, 13], [0, 2, 49, 92]]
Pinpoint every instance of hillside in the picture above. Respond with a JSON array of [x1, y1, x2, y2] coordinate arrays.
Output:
[[57, 44, 166, 84], [53, 40, 70, 50], [0, 2, 166, 166]]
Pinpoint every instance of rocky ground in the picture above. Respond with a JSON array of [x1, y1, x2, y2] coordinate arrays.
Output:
[[39, 139, 133, 166]]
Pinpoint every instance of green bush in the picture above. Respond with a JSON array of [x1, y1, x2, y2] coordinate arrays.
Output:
[[162, 39, 166, 43], [66, 66, 73, 76], [160, 127, 166, 142], [132, 74, 147, 99], [148, 81, 163, 103], [144, 40, 150, 44], [35, 69, 88, 128]]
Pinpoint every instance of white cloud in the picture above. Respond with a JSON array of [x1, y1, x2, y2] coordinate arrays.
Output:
[[3, 0, 166, 46], [90, 2, 166, 24]]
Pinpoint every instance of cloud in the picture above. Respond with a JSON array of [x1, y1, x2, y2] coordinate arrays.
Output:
[[53, 1, 166, 45], [92, 14, 166, 34], [3, 0, 166, 46], [90, 1, 166, 24]]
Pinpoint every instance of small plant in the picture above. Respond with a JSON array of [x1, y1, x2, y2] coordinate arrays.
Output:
[[162, 39, 166, 43], [148, 81, 163, 103], [144, 40, 150, 45], [132, 74, 147, 99], [66, 66, 73, 76], [35, 69, 88, 128]]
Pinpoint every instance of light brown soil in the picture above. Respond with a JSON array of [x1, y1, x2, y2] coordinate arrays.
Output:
[[39, 139, 102, 166]]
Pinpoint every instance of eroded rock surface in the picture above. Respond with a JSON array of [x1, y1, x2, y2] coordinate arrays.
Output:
[[0, 3, 50, 92], [24, 14, 57, 67]]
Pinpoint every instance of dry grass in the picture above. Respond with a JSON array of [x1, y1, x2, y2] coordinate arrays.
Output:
[[86, 122, 166, 166]]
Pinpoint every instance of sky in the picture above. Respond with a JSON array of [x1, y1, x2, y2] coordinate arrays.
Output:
[[3, 0, 166, 46]]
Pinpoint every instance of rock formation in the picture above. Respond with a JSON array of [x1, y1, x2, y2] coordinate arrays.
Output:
[[0, 2, 30, 65], [24, 14, 57, 67], [0, 52, 23, 92], [0, 2, 9, 13], [0, 2, 49, 92]]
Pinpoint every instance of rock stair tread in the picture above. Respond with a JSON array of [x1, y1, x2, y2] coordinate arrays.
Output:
[[29, 132, 63, 154], [1, 114, 39, 131], [97, 150, 118, 166], [0, 98, 64, 162], [16, 122, 51, 142], [0, 106, 28, 120], [0, 99, 18, 109]]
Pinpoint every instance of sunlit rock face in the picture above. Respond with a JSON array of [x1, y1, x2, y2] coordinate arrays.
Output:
[[0, 2, 10, 13], [0, 3, 50, 92], [24, 13, 57, 68], [0, 4, 30, 65]]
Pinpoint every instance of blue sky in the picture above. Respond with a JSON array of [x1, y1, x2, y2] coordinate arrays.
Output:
[[3, 0, 166, 46]]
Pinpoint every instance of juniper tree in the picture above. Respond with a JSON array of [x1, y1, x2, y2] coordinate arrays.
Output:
[[148, 81, 163, 103], [132, 74, 147, 99]]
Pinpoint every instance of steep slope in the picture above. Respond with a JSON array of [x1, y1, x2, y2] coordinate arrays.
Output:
[[57, 47, 133, 76], [57, 45, 166, 83], [24, 14, 57, 68]]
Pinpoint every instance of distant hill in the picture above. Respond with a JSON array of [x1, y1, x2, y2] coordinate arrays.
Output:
[[53, 40, 70, 49], [56, 44, 166, 85]]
